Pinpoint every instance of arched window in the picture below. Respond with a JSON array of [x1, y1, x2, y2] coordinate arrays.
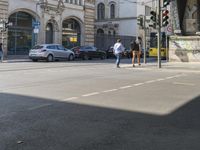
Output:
[[97, 3, 105, 20], [97, 29, 104, 35], [62, 18, 81, 48], [8, 11, 35, 55], [110, 4, 115, 19]]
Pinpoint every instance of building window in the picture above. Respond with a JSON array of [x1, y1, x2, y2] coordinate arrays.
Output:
[[110, 4, 115, 19], [8, 11, 35, 55], [62, 18, 81, 48], [97, 3, 105, 20], [97, 28, 104, 35]]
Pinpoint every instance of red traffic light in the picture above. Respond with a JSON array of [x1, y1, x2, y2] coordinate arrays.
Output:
[[162, 10, 169, 16], [162, 10, 169, 27]]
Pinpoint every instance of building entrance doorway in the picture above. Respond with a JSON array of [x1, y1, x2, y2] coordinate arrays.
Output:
[[7, 11, 35, 55], [45, 23, 54, 44]]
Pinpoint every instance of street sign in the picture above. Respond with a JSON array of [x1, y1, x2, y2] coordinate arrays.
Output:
[[34, 28, 39, 33], [32, 21, 40, 27]]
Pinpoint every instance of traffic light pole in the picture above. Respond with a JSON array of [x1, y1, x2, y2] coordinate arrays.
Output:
[[157, 0, 161, 68], [143, 15, 147, 64]]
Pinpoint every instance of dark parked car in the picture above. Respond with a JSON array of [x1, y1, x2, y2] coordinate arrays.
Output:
[[106, 46, 130, 59], [106, 46, 115, 58], [72, 46, 106, 60]]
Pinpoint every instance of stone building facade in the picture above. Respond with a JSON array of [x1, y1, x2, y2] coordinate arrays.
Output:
[[95, 0, 137, 37], [0, 0, 8, 52], [169, 0, 200, 62], [0, 0, 95, 56]]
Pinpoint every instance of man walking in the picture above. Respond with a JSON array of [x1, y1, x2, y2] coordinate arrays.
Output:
[[0, 43, 3, 62], [113, 39, 125, 68]]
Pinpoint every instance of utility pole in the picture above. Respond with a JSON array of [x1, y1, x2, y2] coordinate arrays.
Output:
[[143, 15, 147, 64], [157, 0, 161, 68]]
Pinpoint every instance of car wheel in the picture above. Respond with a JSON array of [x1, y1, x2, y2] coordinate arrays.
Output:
[[32, 59, 38, 62], [47, 54, 54, 62], [83, 54, 88, 60], [68, 54, 74, 61]]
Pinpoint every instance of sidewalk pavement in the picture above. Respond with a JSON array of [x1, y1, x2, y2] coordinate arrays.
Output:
[[2, 55, 31, 63], [1, 55, 200, 73], [121, 61, 200, 73]]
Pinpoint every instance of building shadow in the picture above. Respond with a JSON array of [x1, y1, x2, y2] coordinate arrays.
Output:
[[0, 93, 200, 150]]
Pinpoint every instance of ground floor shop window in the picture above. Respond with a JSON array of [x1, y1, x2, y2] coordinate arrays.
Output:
[[7, 11, 35, 55], [62, 18, 81, 48]]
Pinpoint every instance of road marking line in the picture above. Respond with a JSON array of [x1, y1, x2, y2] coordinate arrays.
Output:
[[64, 97, 79, 101], [156, 78, 165, 81], [82, 92, 100, 97], [166, 76, 174, 79], [173, 82, 195, 86], [119, 85, 132, 89], [134, 83, 144, 86], [102, 89, 118, 93], [28, 103, 52, 111], [145, 80, 156, 84]]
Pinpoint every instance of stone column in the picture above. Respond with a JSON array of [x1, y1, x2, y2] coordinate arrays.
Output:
[[0, 0, 8, 56], [197, 0, 200, 31], [84, 0, 95, 46]]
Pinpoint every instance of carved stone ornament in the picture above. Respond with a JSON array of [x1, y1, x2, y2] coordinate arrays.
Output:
[[39, 0, 65, 15]]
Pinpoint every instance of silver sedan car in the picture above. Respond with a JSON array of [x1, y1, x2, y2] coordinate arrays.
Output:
[[29, 44, 75, 62]]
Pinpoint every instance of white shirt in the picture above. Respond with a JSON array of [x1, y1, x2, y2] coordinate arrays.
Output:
[[113, 42, 125, 54]]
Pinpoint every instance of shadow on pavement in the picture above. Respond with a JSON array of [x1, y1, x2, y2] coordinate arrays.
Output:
[[0, 93, 199, 150]]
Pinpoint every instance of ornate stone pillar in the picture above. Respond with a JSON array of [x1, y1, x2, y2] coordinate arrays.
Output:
[[183, 0, 198, 35], [0, 0, 8, 56], [197, 0, 200, 31], [84, 0, 95, 46], [171, 0, 181, 34]]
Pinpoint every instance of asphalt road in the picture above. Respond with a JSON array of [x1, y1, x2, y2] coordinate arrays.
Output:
[[0, 59, 200, 150]]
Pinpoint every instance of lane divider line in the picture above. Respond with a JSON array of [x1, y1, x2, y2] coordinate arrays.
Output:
[[173, 82, 195, 86], [82, 92, 100, 97], [28, 103, 52, 111], [133, 83, 145, 86], [102, 89, 118, 93], [64, 97, 79, 101], [156, 78, 165, 81], [166, 76, 175, 79], [119, 86, 132, 89], [62, 74, 185, 101], [145, 80, 156, 84]]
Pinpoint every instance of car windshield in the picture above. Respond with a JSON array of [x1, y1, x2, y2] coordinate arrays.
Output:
[[32, 45, 43, 49]]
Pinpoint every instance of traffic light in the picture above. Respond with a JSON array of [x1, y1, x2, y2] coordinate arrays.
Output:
[[150, 11, 156, 22], [163, 0, 170, 7], [162, 10, 169, 27], [150, 11, 157, 29], [137, 17, 143, 28]]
